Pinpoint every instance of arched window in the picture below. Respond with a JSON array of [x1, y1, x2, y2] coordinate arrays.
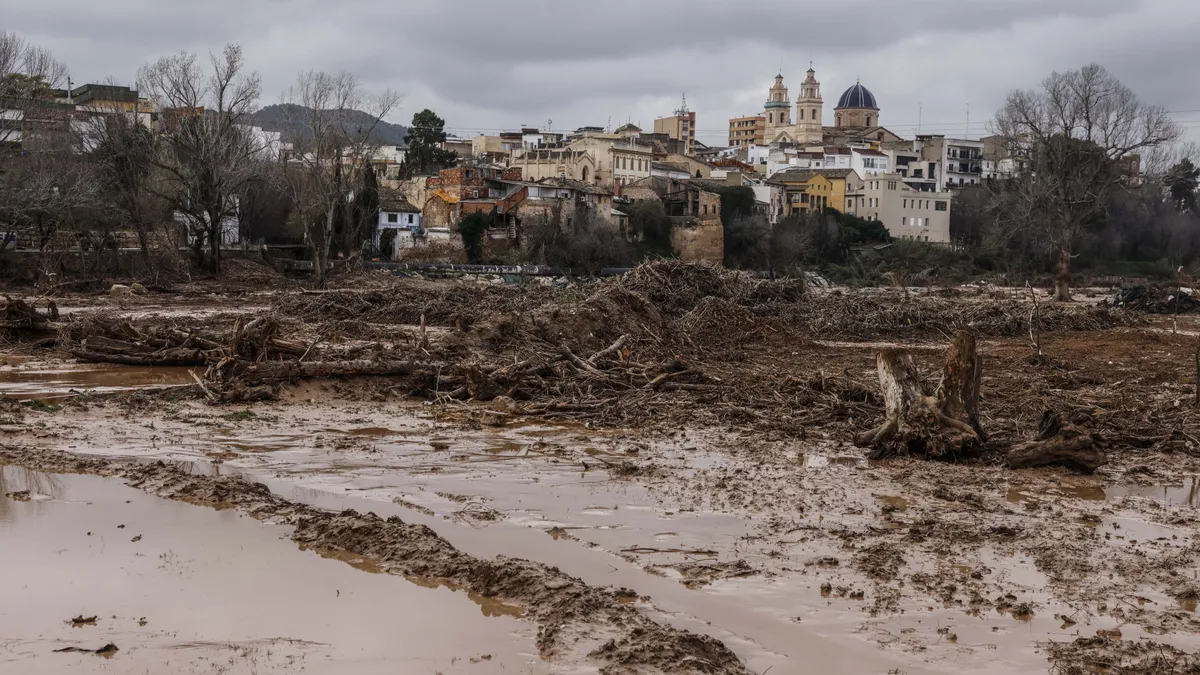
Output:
[[835, 113, 841, 126], [769, 113, 773, 123], [811, 109, 817, 120], [581, 166, 589, 183], [866, 115, 873, 127]]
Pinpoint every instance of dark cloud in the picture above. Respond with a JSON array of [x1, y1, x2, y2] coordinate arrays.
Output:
[[5, 0, 1197, 143]]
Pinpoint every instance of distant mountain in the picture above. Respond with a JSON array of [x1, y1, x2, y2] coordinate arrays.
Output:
[[249, 103, 409, 146]]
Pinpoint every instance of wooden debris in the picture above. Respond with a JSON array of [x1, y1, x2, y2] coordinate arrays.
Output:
[[854, 331, 986, 461], [1007, 410, 1107, 474]]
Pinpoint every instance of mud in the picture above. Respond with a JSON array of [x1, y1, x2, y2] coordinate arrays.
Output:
[[5, 267, 1200, 674], [0, 450, 747, 675], [0, 466, 550, 674]]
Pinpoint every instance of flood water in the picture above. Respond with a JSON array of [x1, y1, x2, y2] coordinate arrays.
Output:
[[0, 364, 194, 400], [0, 467, 551, 674]]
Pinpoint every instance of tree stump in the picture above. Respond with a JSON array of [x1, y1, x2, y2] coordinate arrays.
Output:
[[855, 331, 986, 461], [1007, 410, 1106, 474]]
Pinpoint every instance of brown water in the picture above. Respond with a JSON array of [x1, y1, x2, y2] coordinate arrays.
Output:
[[0, 467, 551, 674], [0, 364, 194, 400], [1008, 477, 1200, 507]]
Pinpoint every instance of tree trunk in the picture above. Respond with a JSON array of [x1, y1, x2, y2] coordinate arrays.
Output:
[[1007, 410, 1106, 473], [1053, 241, 1073, 302], [855, 331, 986, 461], [224, 359, 443, 384]]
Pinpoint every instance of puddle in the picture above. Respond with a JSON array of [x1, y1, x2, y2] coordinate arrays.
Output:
[[0, 364, 193, 400], [799, 454, 867, 469], [0, 467, 549, 674], [1008, 477, 1200, 507], [876, 495, 909, 511]]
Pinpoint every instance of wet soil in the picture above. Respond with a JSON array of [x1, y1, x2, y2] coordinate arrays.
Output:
[[0, 466, 550, 674], [5, 274, 1200, 674]]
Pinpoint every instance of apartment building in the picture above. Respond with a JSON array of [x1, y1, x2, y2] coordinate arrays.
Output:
[[844, 174, 953, 243], [915, 135, 985, 190], [728, 115, 765, 147]]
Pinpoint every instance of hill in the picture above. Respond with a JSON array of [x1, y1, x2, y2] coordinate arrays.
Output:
[[249, 103, 408, 146]]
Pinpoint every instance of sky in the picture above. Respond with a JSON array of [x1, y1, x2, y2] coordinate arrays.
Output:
[[4, 0, 1199, 145]]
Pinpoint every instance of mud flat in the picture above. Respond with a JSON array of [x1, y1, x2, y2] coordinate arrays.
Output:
[[0, 466, 551, 674], [6, 263, 1200, 674]]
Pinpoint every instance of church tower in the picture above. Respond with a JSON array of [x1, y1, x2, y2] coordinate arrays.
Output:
[[795, 66, 823, 144], [763, 74, 791, 139]]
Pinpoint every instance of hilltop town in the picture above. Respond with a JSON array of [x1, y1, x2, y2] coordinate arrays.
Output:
[[5, 26, 1200, 675]]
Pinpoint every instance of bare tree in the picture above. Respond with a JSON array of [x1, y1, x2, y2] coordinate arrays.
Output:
[[138, 44, 264, 274], [0, 34, 97, 278], [281, 70, 399, 287], [991, 64, 1180, 301]]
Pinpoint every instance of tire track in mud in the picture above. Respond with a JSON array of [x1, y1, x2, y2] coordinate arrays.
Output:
[[0, 445, 748, 675]]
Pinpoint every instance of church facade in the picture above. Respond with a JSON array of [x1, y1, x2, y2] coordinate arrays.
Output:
[[757, 68, 882, 147]]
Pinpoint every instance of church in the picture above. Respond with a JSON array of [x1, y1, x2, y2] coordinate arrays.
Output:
[[760, 67, 884, 146]]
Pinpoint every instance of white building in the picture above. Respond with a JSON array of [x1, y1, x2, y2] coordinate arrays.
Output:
[[915, 135, 985, 190], [374, 198, 426, 259]]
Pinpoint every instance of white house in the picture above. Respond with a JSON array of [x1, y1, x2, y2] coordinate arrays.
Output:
[[374, 198, 423, 260], [850, 147, 890, 177]]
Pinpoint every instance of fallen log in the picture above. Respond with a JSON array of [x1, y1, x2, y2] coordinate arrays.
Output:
[[1007, 410, 1106, 474], [854, 331, 986, 461], [72, 348, 211, 367], [225, 359, 446, 383]]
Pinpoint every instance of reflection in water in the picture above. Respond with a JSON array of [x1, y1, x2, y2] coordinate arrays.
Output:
[[1008, 478, 1200, 507], [0, 365, 193, 400]]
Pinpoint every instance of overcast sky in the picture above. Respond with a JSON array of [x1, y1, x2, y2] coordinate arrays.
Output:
[[5, 0, 1198, 145]]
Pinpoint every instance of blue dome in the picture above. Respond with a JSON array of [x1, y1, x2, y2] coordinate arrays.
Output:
[[836, 83, 878, 110]]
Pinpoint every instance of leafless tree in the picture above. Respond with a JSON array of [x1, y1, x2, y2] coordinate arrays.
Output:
[[991, 63, 1180, 301], [0, 35, 98, 279], [281, 70, 399, 287], [138, 44, 265, 274]]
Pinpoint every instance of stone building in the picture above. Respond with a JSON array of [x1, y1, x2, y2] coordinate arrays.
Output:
[[622, 176, 723, 264], [761, 67, 825, 146]]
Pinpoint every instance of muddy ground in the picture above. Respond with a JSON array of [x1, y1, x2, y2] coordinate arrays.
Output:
[[3, 262, 1200, 674]]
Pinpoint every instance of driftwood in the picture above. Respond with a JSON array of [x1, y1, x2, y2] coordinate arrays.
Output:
[[1007, 410, 1106, 474], [224, 359, 445, 384], [72, 348, 211, 367], [855, 331, 986, 460]]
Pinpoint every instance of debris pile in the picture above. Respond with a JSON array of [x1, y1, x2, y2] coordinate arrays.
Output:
[[1112, 284, 1200, 314]]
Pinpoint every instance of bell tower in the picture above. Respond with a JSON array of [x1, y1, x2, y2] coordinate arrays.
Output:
[[763, 74, 791, 138], [795, 66, 823, 144]]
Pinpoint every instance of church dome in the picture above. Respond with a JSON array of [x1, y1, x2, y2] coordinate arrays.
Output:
[[836, 82, 877, 110]]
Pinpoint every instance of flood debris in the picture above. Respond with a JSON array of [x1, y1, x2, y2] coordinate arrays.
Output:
[[1008, 410, 1108, 474], [854, 331, 986, 461], [54, 642, 118, 657], [68, 615, 98, 627]]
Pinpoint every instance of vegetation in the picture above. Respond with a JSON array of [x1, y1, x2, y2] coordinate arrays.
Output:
[[402, 109, 457, 176], [990, 63, 1180, 300], [458, 211, 490, 264]]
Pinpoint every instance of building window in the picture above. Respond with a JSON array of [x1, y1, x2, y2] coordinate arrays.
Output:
[[407, 214, 414, 224], [903, 199, 907, 208], [902, 217, 907, 227], [811, 109, 817, 120], [472, 190, 479, 198], [935, 201, 947, 211], [387, 213, 398, 223], [466, 170, 474, 179]]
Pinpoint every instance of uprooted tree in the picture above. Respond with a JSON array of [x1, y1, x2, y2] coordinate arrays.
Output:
[[854, 331, 987, 461]]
